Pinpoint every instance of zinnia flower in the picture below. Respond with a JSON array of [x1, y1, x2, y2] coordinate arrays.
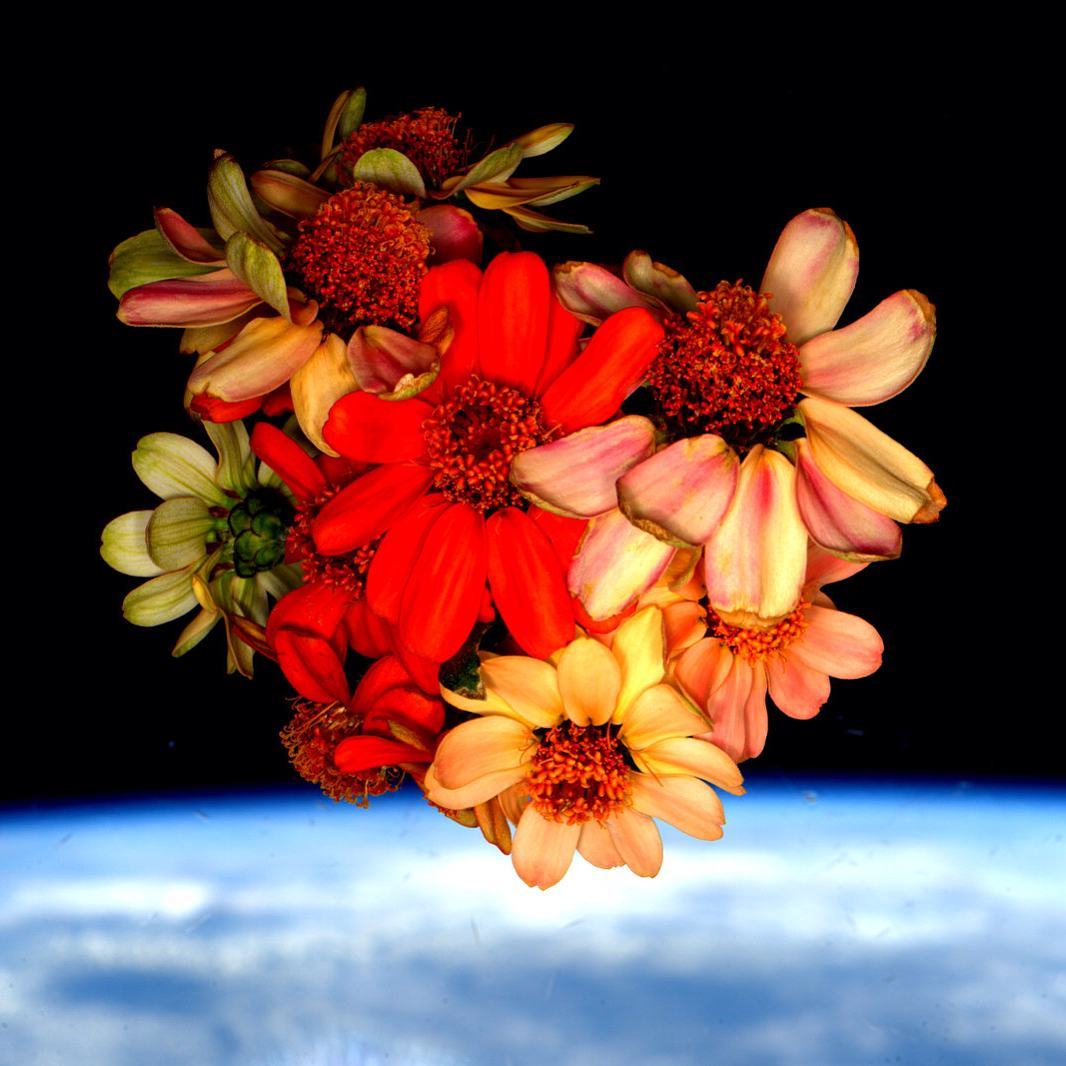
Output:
[[313, 250, 663, 666], [673, 546, 883, 762], [425, 605, 743, 889], [100, 421, 300, 675], [518, 209, 945, 627]]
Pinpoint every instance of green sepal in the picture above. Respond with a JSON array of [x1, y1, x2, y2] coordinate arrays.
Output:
[[450, 143, 523, 194], [337, 87, 367, 140], [108, 230, 214, 299], [208, 151, 284, 254], [351, 148, 426, 198], [225, 232, 290, 318]]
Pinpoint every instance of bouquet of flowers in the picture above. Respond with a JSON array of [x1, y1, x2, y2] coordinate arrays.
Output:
[[101, 86, 944, 889]]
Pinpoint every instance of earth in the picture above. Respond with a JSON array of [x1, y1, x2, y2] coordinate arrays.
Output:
[[2, 779, 1064, 1066]]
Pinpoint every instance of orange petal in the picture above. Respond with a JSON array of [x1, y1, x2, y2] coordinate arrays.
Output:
[[557, 637, 621, 726], [630, 773, 725, 841], [605, 807, 663, 877], [432, 715, 535, 790], [512, 806, 580, 889]]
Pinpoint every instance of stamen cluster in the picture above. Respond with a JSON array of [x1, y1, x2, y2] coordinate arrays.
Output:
[[287, 487, 378, 597], [527, 721, 632, 824], [288, 184, 430, 335], [647, 280, 802, 449], [422, 375, 554, 512], [710, 601, 810, 661]]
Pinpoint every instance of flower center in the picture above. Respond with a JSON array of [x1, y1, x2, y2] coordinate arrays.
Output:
[[422, 375, 554, 513], [647, 281, 802, 450], [527, 721, 632, 825], [287, 486, 379, 597], [288, 183, 430, 335], [710, 601, 809, 661], [281, 699, 403, 807], [338, 107, 471, 189], [227, 488, 294, 578]]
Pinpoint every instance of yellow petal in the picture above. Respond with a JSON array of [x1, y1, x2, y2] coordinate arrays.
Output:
[[635, 736, 745, 795], [557, 637, 621, 726], [432, 716, 535, 791], [291, 334, 358, 456], [629, 773, 725, 841], [479, 656, 565, 730], [605, 807, 662, 878], [511, 806, 580, 890], [610, 606, 666, 722], [620, 684, 708, 750]]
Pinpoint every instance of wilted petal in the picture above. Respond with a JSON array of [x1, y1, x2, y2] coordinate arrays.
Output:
[[118, 268, 261, 328], [291, 334, 358, 456], [618, 435, 738, 547], [623, 251, 698, 314], [553, 260, 657, 327], [511, 416, 657, 518], [568, 509, 675, 620], [800, 289, 936, 406], [799, 395, 945, 524], [249, 169, 329, 219], [348, 324, 441, 399], [762, 208, 859, 345], [172, 607, 221, 658], [108, 230, 216, 299], [515, 123, 573, 157], [225, 232, 291, 318], [704, 446, 806, 628], [795, 438, 902, 561], [153, 208, 225, 264]]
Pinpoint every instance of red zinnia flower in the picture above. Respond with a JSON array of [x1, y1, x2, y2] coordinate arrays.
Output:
[[313, 251, 664, 664]]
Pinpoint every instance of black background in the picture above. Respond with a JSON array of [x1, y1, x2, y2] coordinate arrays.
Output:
[[17, 44, 1037, 802]]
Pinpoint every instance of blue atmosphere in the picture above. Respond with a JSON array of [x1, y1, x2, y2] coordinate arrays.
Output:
[[2, 779, 1064, 1066]]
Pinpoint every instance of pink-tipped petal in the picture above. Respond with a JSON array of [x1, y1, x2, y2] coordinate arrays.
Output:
[[803, 543, 867, 592], [799, 396, 945, 524], [795, 438, 902, 561], [762, 208, 859, 345], [512, 806, 580, 889], [417, 204, 484, 265], [347, 325, 441, 399], [799, 290, 936, 407], [552, 260, 657, 326], [704, 446, 806, 628], [568, 509, 675, 621], [789, 605, 883, 679], [764, 656, 831, 719], [617, 435, 739, 547], [118, 268, 261, 328], [153, 208, 225, 264], [510, 416, 657, 518], [703, 655, 768, 764]]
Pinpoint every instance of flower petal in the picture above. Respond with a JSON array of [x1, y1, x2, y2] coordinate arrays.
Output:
[[630, 773, 726, 841], [335, 735, 432, 772], [621, 683, 708, 749], [118, 268, 261, 327], [765, 655, 831, 720], [187, 316, 324, 404], [799, 395, 945, 523], [478, 656, 564, 729], [145, 497, 213, 570], [512, 806, 580, 889], [101, 511, 163, 577], [249, 422, 326, 503], [674, 638, 733, 711], [313, 464, 433, 556], [610, 606, 666, 720], [762, 208, 859, 345], [153, 207, 225, 264], [347, 325, 441, 401], [705, 656, 768, 764], [511, 416, 657, 519], [419, 259, 482, 396], [795, 438, 902, 561], [122, 565, 198, 627], [433, 715, 535, 790], [535, 292, 584, 394], [552, 260, 655, 326], [398, 503, 487, 661], [486, 508, 575, 658], [577, 820, 625, 869], [323, 391, 431, 464], [789, 605, 883, 679], [636, 736, 745, 795], [605, 807, 663, 878], [132, 432, 228, 506], [273, 631, 349, 704], [704, 446, 806, 628], [617, 435, 738, 546], [540, 307, 664, 434], [557, 637, 621, 726], [291, 334, 359, 456], [800, 290, 936, 406], [417, 204, 483, 265], [568, 509, 675, 620], [426, 764, 530, 811]]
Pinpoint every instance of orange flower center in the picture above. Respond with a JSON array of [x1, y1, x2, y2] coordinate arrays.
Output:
[[527, 721, 632, 825], [288, 183, 430, 335], [287, 486, 379, 598], [647, 281, 802, 449], [711, 601, 810, 661], [280, 699, 402, 806], [422, 375, 555, 513], [338, 107, 471, 189]]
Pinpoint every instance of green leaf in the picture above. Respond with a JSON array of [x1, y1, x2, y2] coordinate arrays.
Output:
[[451, 143, 523, 193], [108, 230, 214, 299], [338, 87, 367, 140], [225, 232, 290, 318], [351, 148, 426, 198], [208, 151, 284, 253]]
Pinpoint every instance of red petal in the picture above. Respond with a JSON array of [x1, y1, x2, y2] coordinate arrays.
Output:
[[351, 654, 415, 710], [273, 631, 349, 704], [535, 292, 584, 394], [366, 494, 451, 623], [118, 269, 260, 327], [529, 508, 588, 572], [417, 204, 484, 265], [261, 383, 294, 416], [399, 503, 487, 662], [324, 391, 431, 464], [364, 688, 445, 737], [267, 584, 352, 643], [190, 394, 263, 422], [333, 735, 430, 772], [154, 207, 224, 264], [476, 252, 550, 394], [419, 259, 482, 396], [312, 463, 433, 556], [250, 423, 327, 502], [487, 508, 575, 658], [344, 598, 393, 658], [540, 307, 664, 433], [390, 638, 441, 695]]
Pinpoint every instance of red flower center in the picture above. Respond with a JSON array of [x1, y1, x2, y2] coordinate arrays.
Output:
[[338, 107, 471, 189], [527, 721, 632, 825], [647, 281, 802, 449], [421, 375, 554, 513], [288, 486, 379, 597], [280, 699, 403, 806], [288, 183, 430, 335], [711, 601, 809, 660]]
